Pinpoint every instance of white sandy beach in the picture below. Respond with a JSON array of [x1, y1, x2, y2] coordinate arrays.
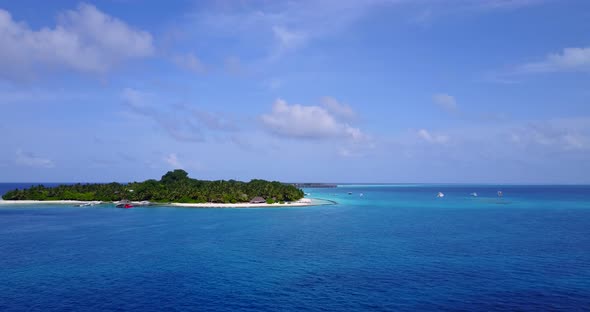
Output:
[[0, 200, 97, 205], [0, 198, 326, 208], [169, 198, 317, 208]]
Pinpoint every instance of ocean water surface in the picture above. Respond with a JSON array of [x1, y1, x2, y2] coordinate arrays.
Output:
[[1, 184, 589, 311]]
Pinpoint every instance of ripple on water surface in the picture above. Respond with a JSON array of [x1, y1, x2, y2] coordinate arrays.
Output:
[[1, 185, 590, 311]]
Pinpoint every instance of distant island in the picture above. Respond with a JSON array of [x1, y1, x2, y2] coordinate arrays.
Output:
[[1, 170, 305, 205], [291, 183, 337, 188]]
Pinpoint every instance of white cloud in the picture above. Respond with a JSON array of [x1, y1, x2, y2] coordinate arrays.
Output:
[[321, 96, 357, 120], [272, 26, 307, 57], [432, 93, 458, 112], [189, 0, 543, 63], [163, 153, 205, 171], [121, 88, 239, 143], [164, 153, 182, 168], [510, 121, 589, 151], [260, 99, 341, 138], [121, 88, 204, 142], [192, 110, 237, 132], [413, 0, 544, 24], [173, 52, 206, 74], [260, 98, 366, 141], [0, 87, 88, 104], [338, 148, 361, 158], [405, 118, 590, 154], [518, 46, 590, 73], [121, 88, 151, 111], [16, 149, 55, 168], [0, 3, 154, 80], [264, 78, 283, 90], [194, 1, 395, 60], [417, 129, 450, 144], [345, 126, 368, 142], [477, 0, 545, 10], [337, 142, 374, 158]]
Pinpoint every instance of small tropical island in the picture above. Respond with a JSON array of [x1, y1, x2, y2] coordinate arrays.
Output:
[[1, 170, 312, 207]]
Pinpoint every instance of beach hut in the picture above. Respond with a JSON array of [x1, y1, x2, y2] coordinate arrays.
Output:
[[250, 196, 266, 204]]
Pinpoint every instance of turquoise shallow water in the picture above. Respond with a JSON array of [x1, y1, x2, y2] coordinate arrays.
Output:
[[1, 184, 589, 311]]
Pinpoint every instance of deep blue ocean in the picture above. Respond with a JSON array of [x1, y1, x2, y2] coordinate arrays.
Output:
[[1, 183, 589, 311]]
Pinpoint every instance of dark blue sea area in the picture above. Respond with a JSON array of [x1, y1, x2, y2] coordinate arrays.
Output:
[[1, 183, 589, 311]]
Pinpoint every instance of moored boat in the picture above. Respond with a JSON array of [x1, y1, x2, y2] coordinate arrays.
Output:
[[115, 200, 133, 208]]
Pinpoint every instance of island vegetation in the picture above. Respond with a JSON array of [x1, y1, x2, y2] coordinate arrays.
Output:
[[1, 170, 305, 204]]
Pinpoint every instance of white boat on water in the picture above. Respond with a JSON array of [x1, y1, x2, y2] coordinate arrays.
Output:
[[360, 193, 364, 197], [470, 192, 478, 197], [436, 192, 445, 198], [497, 191, 503, 197]]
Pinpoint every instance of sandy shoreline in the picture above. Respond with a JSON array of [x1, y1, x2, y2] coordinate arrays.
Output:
[[0, 200, 95, 205], [168, 198, 320, 208], [0, 198, 330, 208]]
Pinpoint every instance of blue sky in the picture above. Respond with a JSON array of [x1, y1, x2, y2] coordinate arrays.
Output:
[[0, 0, 589, 183]]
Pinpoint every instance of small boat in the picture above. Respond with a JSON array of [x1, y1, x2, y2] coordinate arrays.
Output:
[[436, 192, 445, 198], [348, 192, 353, 195], [115, 200, 133, 208], [470, 192, 478, 197], [360, 193, 364, 197], [497, 191, 503, 198], [75, 203, 91, 207]]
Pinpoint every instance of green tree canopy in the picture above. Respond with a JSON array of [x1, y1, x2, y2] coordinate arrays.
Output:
[[2, 170, 305, 204], [160, 169, 189, 184]]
